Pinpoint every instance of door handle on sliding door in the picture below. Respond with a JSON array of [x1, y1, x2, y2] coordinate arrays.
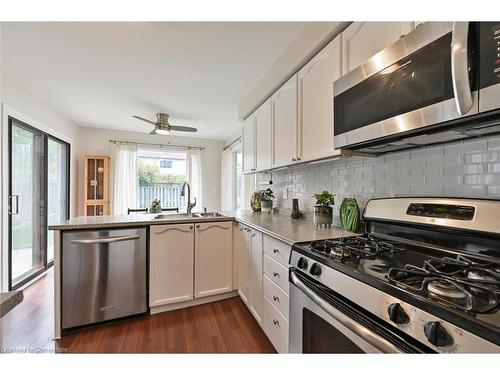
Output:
[[8, 195, 19, 215], [451, 22, 473, 115]]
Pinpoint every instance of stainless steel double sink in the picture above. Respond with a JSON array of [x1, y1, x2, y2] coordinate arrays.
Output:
[[153, 212, 226, 220]]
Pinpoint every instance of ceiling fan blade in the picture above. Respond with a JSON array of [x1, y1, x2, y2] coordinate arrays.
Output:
[[133, 115, 157, 125], [169, 125, 198, 132]]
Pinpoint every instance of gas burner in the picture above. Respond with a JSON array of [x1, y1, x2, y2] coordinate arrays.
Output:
[[428, 279, 468, 300], [388, 256, 500, 313]]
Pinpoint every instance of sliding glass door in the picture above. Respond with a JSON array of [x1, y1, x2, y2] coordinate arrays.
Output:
[[8, 117, 70, 290]]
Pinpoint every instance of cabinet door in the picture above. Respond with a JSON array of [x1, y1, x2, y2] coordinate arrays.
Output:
[[243, 115, 256, 174], [272, 74, 298, 168], [150, 224, 194, 307], [249, 229, 263, 325], [236, 224, 250, 305], [194, 221, 233, 298], [255, 98, 272, 171], [341, 22, 414, 74], [298, 36, 342, 162]]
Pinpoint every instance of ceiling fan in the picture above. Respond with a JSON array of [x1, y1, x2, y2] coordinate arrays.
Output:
[[133, 113, 197, 135]]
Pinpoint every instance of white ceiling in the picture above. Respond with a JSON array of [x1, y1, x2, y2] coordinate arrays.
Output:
[[2, 22, 307, 140]]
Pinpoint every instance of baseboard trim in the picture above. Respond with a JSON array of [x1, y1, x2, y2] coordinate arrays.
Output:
[[150, 290, 238, 314]]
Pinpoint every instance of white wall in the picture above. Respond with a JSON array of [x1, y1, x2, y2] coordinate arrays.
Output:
[[78, 126, 224, 215]]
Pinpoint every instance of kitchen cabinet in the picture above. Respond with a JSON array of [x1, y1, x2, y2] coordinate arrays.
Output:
[[255, 98, 272, 171], [341, 22, 414, 74], [237, 224, 264, 325], [298, 36, 342, 161], [235, 222, 250, 304], [272, 74, 298, 168], [150, 224, 194, 306], [243, 115, 256, 174], [194, 221, 233, 298]]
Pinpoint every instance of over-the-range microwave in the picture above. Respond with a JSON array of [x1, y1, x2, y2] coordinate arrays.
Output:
[[333, 22, 500, 153]]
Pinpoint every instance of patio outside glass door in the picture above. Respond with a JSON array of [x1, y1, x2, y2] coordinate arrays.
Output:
[[8, 117, 69, 290]]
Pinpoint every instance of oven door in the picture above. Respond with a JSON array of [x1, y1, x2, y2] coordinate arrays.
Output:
[[289, 270, 429, 353], [334, 22, 479, 150]]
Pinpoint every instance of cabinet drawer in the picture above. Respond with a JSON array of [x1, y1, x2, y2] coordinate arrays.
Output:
[[263, 235, 291, 267], [263, 275, 289, 319], [263, 296, 289, 353], [263, 254, 289, 294]]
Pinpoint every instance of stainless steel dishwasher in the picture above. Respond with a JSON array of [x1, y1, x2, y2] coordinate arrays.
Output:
[[61, 227, 147, 330]]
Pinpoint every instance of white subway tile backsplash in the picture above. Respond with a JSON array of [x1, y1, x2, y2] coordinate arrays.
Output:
[[255, 135, 500, 215]]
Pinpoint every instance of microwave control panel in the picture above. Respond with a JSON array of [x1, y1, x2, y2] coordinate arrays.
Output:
[[480, 22, 500, 89]]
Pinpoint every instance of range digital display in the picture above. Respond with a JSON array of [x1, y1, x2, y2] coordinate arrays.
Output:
[[406, 203, 475, 221]]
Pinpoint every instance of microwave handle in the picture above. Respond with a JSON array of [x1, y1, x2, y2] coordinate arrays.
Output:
[[451, 22, 473, 115]]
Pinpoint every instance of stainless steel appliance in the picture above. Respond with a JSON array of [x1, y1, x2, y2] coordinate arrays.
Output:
[[62, 227, 147, 330], [334, 22, 500, 152], [289, 197, 500, 353]]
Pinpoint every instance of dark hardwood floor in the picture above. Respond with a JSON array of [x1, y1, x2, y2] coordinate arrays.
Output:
[[1, 269, 276, 354]]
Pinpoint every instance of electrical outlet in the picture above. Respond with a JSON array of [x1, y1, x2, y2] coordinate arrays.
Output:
[[283, 188, 288, 200]]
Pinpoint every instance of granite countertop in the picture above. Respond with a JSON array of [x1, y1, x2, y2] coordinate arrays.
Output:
[[49, 210, 357, 245], [231, 211, 356, 245], [48, 212, 235, 230], [0, 291, 23, 318]]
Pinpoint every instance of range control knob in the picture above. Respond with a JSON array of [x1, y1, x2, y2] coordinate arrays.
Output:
[[309, 262, 322, 276], [297, 257, 308, 270], [424, 321, 454, 347], [387, 303, 410, 325]]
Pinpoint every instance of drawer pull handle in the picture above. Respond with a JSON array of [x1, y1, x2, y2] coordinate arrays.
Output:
[[273, 295, 279, 302], [273, 319, 279, 326], [273, 272, 279, 277], [272, 248, 279, 254]]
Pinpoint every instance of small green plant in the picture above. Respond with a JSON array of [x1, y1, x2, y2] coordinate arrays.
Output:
[[150, 198, 162, 213], [259, 188, 275, 201], [313, 191, 335, 206]]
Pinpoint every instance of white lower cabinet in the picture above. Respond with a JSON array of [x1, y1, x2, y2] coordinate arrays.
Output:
[[237, 225, 264, 325], [195, 221, 233, 298], [149, 221, 233, 310], [263, 296, 289, 354], [150, 224, 195, 307]]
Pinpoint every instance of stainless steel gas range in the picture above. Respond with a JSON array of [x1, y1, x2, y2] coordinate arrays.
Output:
[[288, 197, 500, 353]]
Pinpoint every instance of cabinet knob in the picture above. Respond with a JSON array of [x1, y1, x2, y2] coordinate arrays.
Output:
[[297, 157, 301, 161], [189, 225, 193, 229], [273, 272, 279, 278], [291, 158, 296, 162], [196, 225, 200, 229], [272, 248, 279, 254], [273, 319, 279, 326], [273, 295, 279, 302]]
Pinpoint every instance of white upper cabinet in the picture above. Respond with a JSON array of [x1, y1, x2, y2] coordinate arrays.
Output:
[[255, 98, 272, 171], [243, 115, 256, 174], [194, 221, 233, 298], [298, 36, 342, 161], [149, 224, 194, 307], [341, 22, 414, 75], [272, 74, 298, 168]]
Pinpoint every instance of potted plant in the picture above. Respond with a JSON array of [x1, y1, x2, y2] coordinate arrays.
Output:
[[150, 198, 162, 214], [259, 188, 275, 213], [313, 191, 335, 226]]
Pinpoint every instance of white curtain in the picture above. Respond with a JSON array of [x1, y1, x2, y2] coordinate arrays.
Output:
[[220, 148, 234, 211], [111, 143, 137, 215], [186, 149, 203, 212]]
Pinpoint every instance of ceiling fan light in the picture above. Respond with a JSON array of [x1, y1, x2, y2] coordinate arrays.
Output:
[[153, 128, 170, 135]]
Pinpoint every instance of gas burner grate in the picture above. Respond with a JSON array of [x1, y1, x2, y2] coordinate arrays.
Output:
[[388, 256, 500, 313], [309, 235, 406, 261]]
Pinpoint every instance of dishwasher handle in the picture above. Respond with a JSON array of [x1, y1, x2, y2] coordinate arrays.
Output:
[[70, 234, 140, 244]]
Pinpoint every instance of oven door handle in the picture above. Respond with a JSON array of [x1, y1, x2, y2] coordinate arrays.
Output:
[[451, 21, 473, 115], [290, 271, 402, 353]]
